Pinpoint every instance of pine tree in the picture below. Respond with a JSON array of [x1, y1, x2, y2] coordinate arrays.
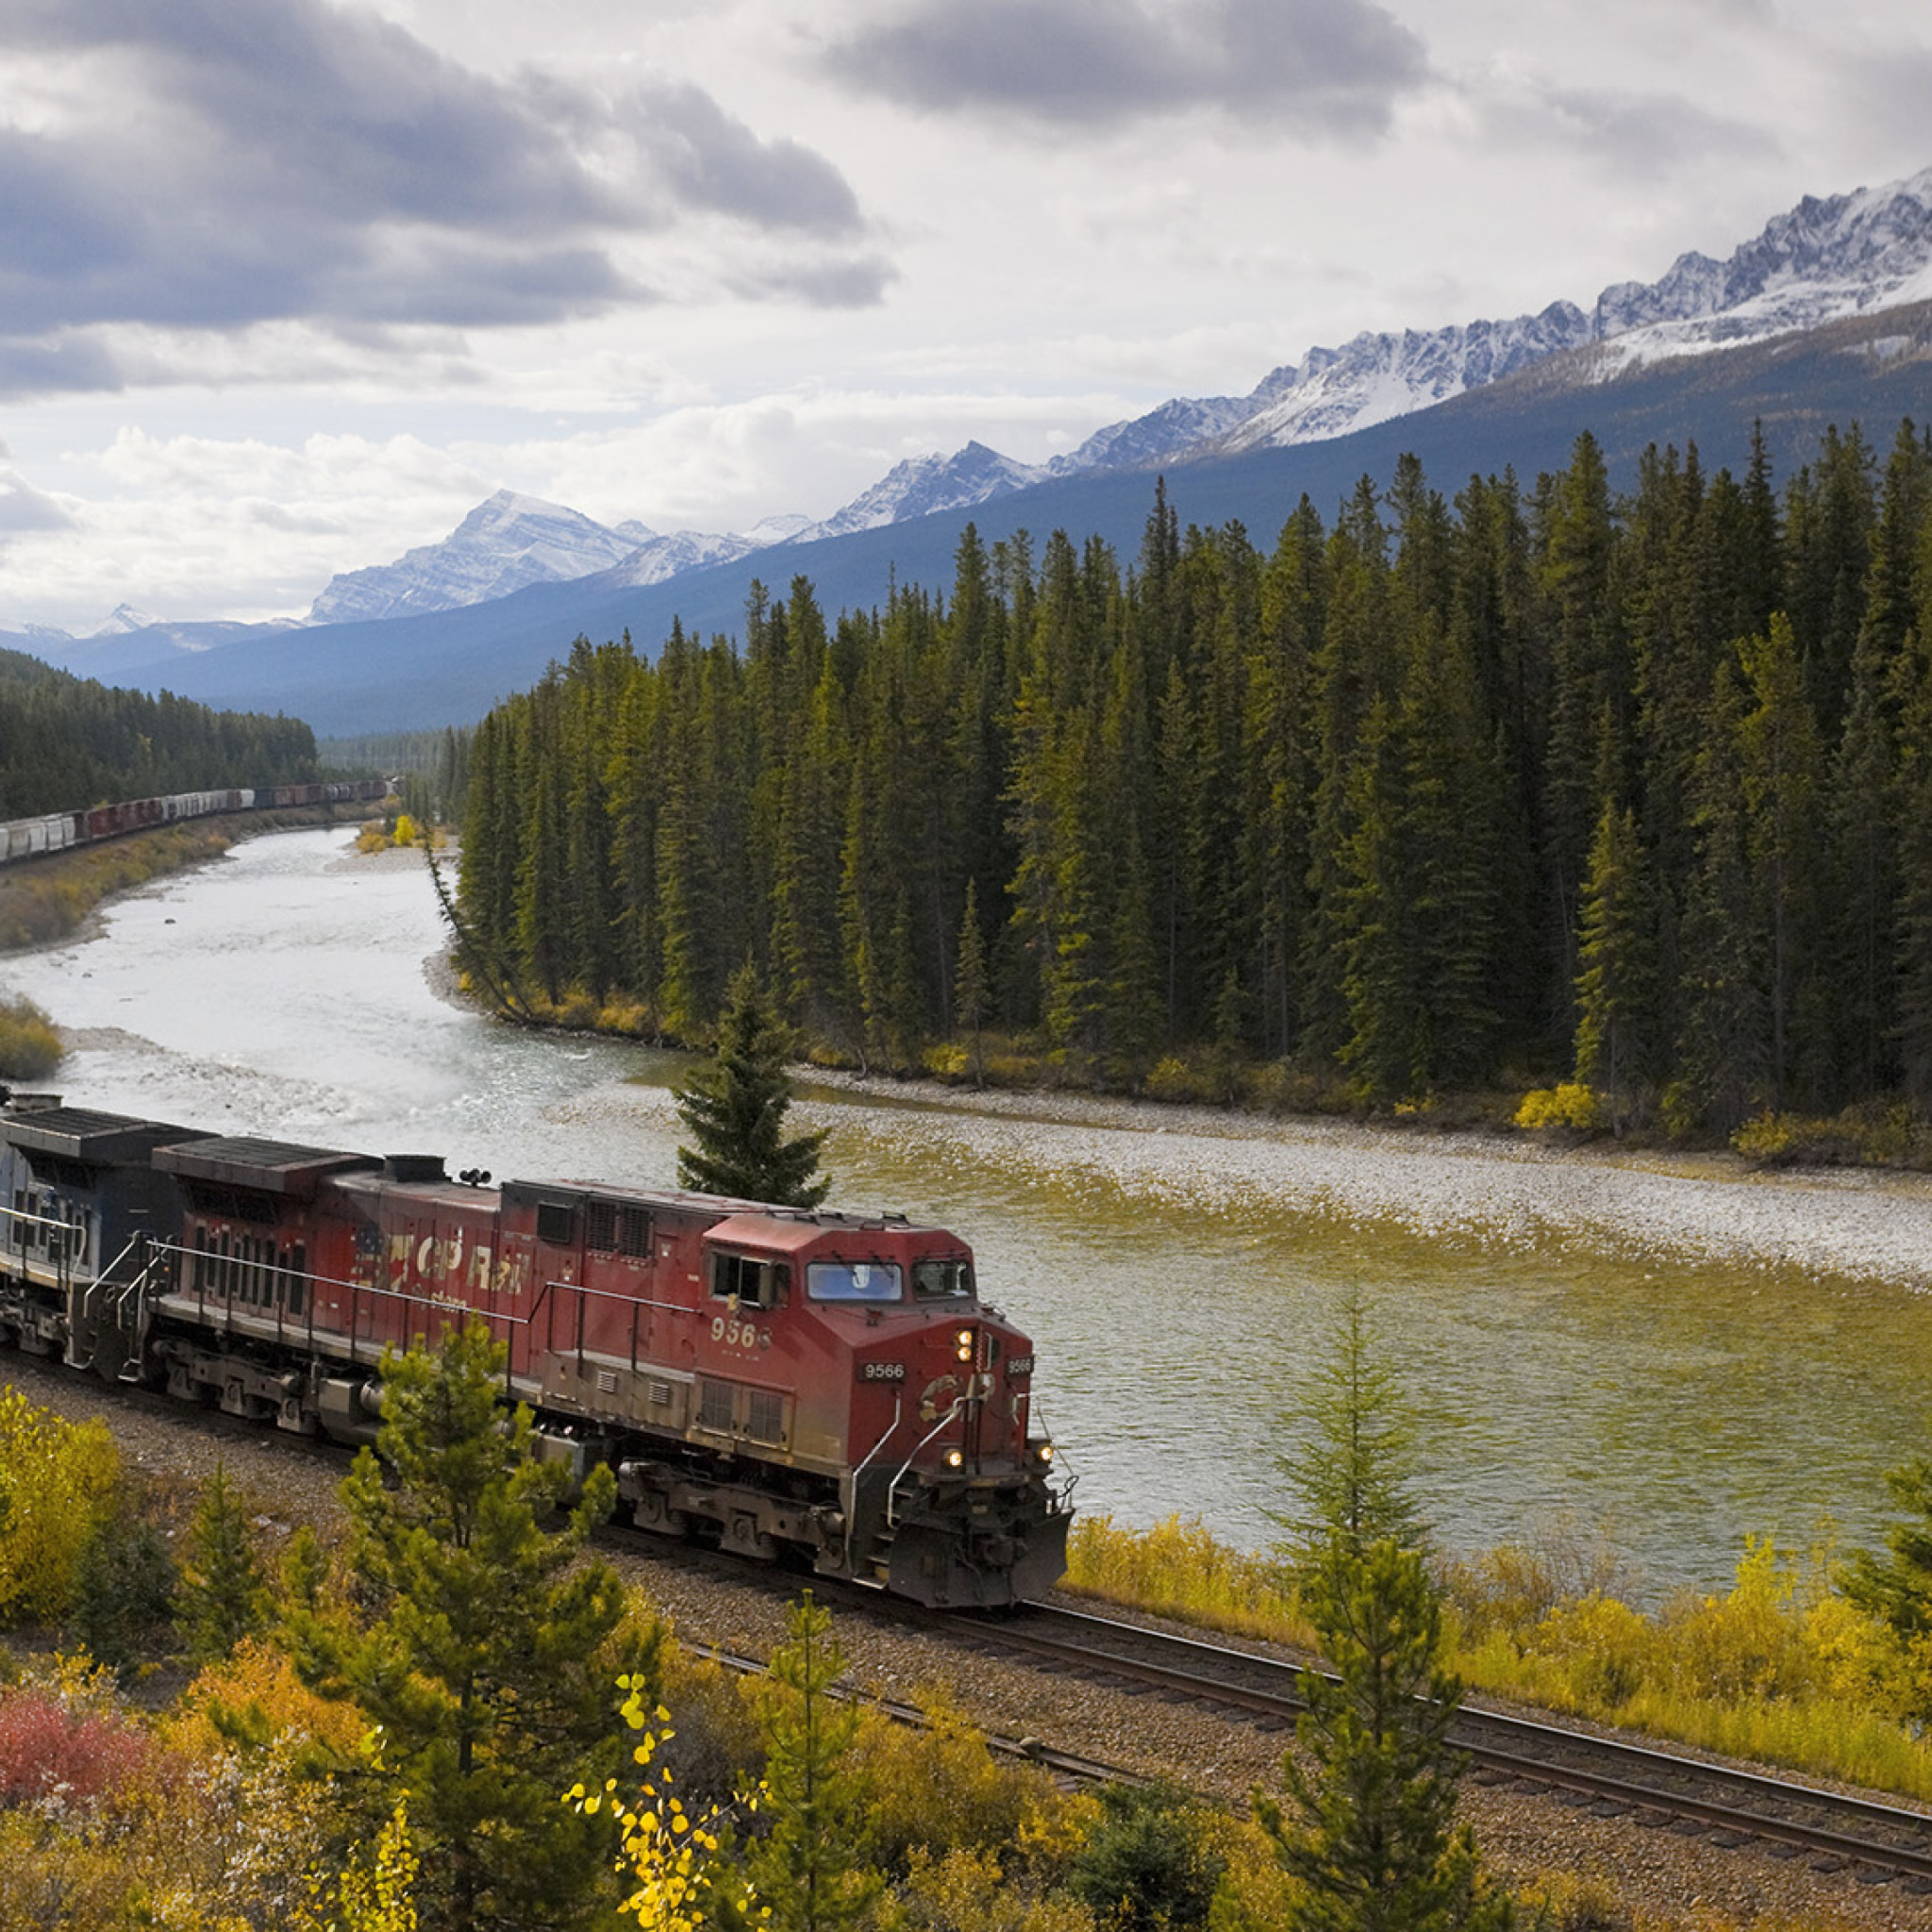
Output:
[[1257, 1296, 1509, 1932], [1893, 627, 1932, 1108], [955, 877, 991, 1087], [1737, 612, 1826, 1111], [745, 1594, 882, 1932], [286, 1319, 634, 1932], [178, 1459, 269, 1665], [675, 962, 829, 1207], [1843, 1449, 1932, 1718], [1573, 802, 1657, 1133]]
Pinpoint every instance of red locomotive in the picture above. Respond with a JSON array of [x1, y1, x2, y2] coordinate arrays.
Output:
[[0, 1099, 1071, 1607]]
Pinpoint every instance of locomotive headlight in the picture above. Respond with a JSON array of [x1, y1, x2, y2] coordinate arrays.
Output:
[[944, 1449, 964, 1469], [1035, 1442, 1055, 1466], [954, 1326, 974, 1361]]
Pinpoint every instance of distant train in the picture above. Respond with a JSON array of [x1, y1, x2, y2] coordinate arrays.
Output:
[[0, 779, 392, 866], [0, 1097, 1073, 1608]]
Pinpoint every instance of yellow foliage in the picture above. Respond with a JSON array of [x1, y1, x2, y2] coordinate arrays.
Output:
[[1512, 1083, 1605, 1131], [848, 1689, 1074, 1873], [300, 1795, 419, 1932], [879, 1845, 1098, 1932], [1064, 1513, 1308, 1644], [0, 994, 60, 1079], [569, 1674, 768, 1932], [0, 1387, 120, 1624], [1145, 1056, 1210, 1103], [164, 1637, 368, 1761]]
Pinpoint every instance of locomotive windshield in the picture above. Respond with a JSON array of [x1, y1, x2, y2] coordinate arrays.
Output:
[[807, 1259, 901, 1302], [911, 1257, 973, 1301]]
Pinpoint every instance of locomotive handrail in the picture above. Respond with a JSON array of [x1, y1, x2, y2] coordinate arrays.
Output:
[[147, 1235, 541, 1361], [848, 1391, 905, 1574], [532, 1274, 699, 1382], [886, 1396, 968, 1527]]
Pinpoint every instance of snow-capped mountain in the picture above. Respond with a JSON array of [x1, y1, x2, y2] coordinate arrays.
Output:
[[313, 455, 1057, 625], [1064, 164, 1932, 471], [246, 162, 1932, 639], [91, 603, 166, 637], [797, 441, 1053, 540], [308, 490, 653, 625]]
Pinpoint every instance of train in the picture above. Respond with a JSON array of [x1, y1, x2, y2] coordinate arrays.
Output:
[[0, 780, 393, 866], [0, 1095, 1073, 1608]]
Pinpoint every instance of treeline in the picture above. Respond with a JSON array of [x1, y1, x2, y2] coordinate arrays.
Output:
[[458, 419, 1932, 1135], [318, 723, 472, 824], [0, 650, 318, 817]]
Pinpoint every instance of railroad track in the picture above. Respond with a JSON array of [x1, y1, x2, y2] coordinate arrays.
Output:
[[898, 1599, 1932, 1894]]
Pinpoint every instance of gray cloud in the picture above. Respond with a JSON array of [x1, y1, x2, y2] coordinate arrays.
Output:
[[0, 333, 130, 398], [0, 471, 74, 535], [820, 0, 1430, 138], [0, 0, 881, 391], [628, 81, 865, 234], [1474, 75, 1780, 178]]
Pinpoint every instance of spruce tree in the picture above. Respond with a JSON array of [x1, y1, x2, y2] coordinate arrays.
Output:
[[1573, 801, 1657, 1133], [1844, 1447, 1932, 1718], [1257, 1296, 1510, 1932], [178, 1459, 269, 1665], [675, 962, 829, 1207], [286, 1319, 635, 1932], [745, 1593, 881, 1932], [954, 877, 991, 1087]]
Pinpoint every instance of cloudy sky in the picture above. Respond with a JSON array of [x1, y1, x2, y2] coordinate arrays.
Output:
[[3, 0, 1930, 633]]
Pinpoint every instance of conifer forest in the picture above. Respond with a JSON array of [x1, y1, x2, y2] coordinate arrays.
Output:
[[457, 421, 1932, 1137], [0, 650, 319, 818]]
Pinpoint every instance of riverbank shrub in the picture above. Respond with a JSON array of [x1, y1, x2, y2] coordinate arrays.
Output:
[[1066, 1513, 1932, 1804], [1731, 1102, 1932, 1167], [1064, 1513, 1309, 1645], [0, 994, 59, 1078], [1513, 1082, 1606, 1132]]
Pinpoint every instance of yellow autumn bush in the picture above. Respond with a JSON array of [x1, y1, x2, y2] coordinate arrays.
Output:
[[0, 1388, 120, 1624]]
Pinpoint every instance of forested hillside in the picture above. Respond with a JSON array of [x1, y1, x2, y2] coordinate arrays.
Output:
[[0, 649, 317, 818], [457, 420, 1932, 1137]]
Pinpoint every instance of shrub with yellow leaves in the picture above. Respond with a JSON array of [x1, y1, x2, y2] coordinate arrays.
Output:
[[569, 1674, 766, 1932], [0, 1388, 120, 1624]]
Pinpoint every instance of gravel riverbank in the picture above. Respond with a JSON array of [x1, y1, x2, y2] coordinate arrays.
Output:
[[6, 1350, 1925, 1932], [790, 1067, 1932, 1291]]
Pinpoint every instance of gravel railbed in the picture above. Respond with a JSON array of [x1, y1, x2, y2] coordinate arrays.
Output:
[[8, 1353, 1927, 1930]]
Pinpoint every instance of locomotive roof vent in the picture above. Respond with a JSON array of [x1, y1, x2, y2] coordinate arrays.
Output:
[[383, 1154, 448, 1184], [0, 1090, 65, 1116]]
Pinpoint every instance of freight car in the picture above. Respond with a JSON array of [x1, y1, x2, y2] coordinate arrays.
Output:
[[0, 1097, 1072, 1608], [0, 778, 391, 869]]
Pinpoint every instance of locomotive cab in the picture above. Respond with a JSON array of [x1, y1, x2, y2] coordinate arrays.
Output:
[[0, 1102, 193, 1375], [685, 1210, 1071, 1607]]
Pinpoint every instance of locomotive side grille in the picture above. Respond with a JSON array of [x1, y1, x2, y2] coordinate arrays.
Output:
[[699, 1378, 734, 1432], [587, 1201, 617, 1252], [619, 1207, 652, 1258], [647, 1376, 675, 1407], [746, 1388, 783, 1443]]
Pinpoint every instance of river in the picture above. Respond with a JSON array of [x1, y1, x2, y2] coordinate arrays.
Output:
[[7, 826, 1932, 1602]]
